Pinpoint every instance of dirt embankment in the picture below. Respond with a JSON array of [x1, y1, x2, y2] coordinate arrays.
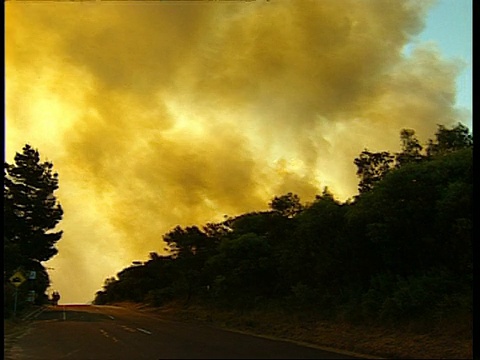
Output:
[[115, 301, 472, 359]]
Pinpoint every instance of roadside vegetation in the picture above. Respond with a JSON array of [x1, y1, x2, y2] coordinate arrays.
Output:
[[94, 123, 472, 358], [4, 145, 64, 317], [114, 300, 471, 359]]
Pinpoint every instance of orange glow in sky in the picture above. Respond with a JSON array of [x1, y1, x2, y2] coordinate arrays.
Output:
[[5, 0, 471, 303]]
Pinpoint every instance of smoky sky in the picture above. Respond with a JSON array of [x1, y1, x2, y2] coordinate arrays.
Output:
[[5, 0, 469, 303]]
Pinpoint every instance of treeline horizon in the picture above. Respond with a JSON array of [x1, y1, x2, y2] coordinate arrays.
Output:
[[94, 123, 472, 325]]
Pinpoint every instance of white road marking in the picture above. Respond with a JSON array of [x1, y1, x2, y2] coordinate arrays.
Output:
[[99, 329, 119, 343], [136, 328, 152, 335], [121, 325, 137, 333], [64, 349, 80, 357]]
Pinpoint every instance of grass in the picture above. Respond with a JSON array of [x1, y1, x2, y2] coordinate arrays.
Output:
[[4, 304, 45, 359], [117, 301, 472, 359], [4, 317, 31, 359]]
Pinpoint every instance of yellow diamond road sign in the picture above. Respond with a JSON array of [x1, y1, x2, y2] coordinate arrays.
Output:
[[10, 271, 27, 287]]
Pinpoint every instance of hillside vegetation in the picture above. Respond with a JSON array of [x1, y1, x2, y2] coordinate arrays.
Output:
[[94, 124, 472, 358]]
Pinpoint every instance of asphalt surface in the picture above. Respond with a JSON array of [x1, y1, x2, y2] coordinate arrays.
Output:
[[5, 305, 362, 359]]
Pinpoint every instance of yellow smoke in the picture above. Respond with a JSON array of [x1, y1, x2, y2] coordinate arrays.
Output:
[[5, 0, 468, 303]]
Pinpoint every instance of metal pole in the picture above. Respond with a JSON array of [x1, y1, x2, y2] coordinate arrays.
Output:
[[13, 287, 18, 318]]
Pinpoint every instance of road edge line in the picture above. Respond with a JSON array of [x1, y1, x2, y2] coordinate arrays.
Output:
[[136, 327, 152, 335]]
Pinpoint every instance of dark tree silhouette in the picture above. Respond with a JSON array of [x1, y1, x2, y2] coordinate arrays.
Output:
[[354, 150, 394, 193], [269, 192, 303, 218], [4, 145, 63, 271], [426, 122, 473, 157], [4, 144, 63, 309], [395, 129, 424, 168]]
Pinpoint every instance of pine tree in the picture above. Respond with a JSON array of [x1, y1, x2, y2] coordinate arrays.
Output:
[[4, 144, 63, 278]]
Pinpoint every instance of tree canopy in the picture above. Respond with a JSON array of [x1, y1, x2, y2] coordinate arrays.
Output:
[[94, 123, 472, 327], [4, 144, 63, 311]]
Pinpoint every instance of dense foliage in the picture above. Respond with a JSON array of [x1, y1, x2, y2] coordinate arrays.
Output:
[[4, 145, 63, 315], [94, 123, 472, 325]]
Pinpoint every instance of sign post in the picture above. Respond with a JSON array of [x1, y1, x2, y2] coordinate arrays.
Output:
[[9, 271, 27, 318]]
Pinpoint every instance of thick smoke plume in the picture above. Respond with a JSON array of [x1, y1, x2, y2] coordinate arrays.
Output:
[[5, 0, 468, 303]]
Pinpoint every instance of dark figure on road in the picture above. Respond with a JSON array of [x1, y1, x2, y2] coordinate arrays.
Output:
[[51, 291, 60, 306]]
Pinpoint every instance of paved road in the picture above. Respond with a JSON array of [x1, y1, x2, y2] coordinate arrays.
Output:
[[6, 305, 360, 359]]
